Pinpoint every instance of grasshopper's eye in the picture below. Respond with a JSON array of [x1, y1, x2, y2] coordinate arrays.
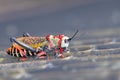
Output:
[[64, 39, 67, 43], [61, 36, 69, 48]]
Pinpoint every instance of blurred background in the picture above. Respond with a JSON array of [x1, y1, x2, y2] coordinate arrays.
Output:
[[1, 1, 120, 80], [0, 0, 120, 50]]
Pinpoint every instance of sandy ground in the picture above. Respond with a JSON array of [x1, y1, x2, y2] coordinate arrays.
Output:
[[1, 30, 120, 80], [0, 0, 120, 80]]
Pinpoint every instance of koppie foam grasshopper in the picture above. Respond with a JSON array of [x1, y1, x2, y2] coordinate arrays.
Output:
[[6, 30, 78, 61]]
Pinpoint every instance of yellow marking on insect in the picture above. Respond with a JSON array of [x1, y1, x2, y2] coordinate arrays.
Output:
[[16, 52, 19, 57], [30, 41, 47, 49], [12, 44, 19, 57], [28, 50, 32, 56], [12, 47, 14, 56], [34, 52, 36, 55], [12, 48, 15, 57], [9, 47, 12, 55], [13, 44, 26, 57]]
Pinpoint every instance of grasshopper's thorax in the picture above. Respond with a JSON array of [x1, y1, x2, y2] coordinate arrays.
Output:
[[46, 34, 69, 49], [49, 35, 59, 47]]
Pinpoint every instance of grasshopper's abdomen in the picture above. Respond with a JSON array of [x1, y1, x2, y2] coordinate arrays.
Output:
[[6, 37, 48, 58], [6, 45, 37, 58]]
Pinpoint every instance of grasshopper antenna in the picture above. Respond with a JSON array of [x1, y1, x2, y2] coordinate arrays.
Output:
[[68, 29, 79, 41]]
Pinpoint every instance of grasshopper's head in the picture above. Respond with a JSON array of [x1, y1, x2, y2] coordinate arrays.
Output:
[[61, 36, 70, 48], [46, 30, 79, 50], [61, 30, 79, 49]]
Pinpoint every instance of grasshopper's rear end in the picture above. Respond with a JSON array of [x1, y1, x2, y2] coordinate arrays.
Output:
[[6, 36, 49, 61]]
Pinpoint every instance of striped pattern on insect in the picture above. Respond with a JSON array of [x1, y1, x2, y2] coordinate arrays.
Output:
[[6, 30, 78, 61], [6, 36, 48, 61]]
